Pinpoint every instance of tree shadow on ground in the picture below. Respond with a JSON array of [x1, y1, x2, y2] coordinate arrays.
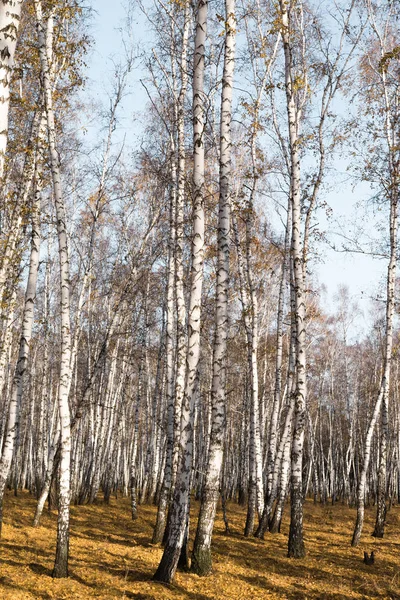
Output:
[[239, 573, 371, 600], [73, 528, 139, 547], [28, 562, 52, 576], [123, 594, 156, 600], [151, 581, 214, 600], [2, 542, 54, 559], [0, 575, 53, 599]]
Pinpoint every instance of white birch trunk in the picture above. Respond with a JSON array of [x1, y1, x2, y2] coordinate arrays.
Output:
[[278, 0, 307, 558], [0, 113, 44, 535], [191, 0, 236, 575], [352, 0, 399, 546], [153, 146, 176, 543], [256, 201, 291, 538], [0, 192, 40, 534], [232, 213, 263, 533], [35, 2, 73, 577], [153, 0, 207, 583], [0, 286, 16, 421], [172, 5, 190, 489], [0, 0, 23, 179]]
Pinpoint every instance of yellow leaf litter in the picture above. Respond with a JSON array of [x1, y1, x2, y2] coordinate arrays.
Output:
[[0, 492, 399, 599]]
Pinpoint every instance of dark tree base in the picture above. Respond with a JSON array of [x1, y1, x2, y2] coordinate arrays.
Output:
[[153, 544, 178, 584], [238, 487, 247, 507], [372, 530, 384, 538], [177, 531, 190, 571], [372, 519, 385, 538], [269, 499, 284, 534], [0, 493, 4, 539], [244, 497, 255, 537], [152, 518, 166, 545], [103, 487, 111, 505], [53, 519, 69, 578], [191, 546, 212, 576], [372, 498, 386, 538], [221, 492, 231, 535], [162, 516, 171, 546], [288, 490, 306, 558], [254, 506, 269, 539], [152, 491, 168, 544], [351, 515, 363, 547], [52, 550, 69, 578], [269, 513, 282, 534], [287, 541, 305, 558], [52, 566, 68, 578]]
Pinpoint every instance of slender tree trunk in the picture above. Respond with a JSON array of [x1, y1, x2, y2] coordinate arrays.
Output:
[[256, 199, 291, 538], [191, 0, 236, 575], [153, 0, 207, 582], [278, 0, 307, 559], [232, 214, 262, 535], [33, 426, 60, 527], [36, 3, 73, 577], [246, 243, 263, 526], [0, 0, 24, 180], [353, 183, 397, 546], [153, 153, 176, 543], [352, 5, 398, 543], [171, 4, 190, 492], [0, 152, 41, 536]]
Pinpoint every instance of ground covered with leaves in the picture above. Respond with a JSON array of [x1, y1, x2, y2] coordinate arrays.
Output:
[[1, 492, 400, 599]]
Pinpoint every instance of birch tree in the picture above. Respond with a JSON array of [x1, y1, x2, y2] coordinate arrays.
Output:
[[152, 148, 176, 543], [35, 0, 73, 577], [191, 0, 236, 575], [278, 0, 307, 558], [0, 0, 24, 180], [0, 116, 43, 536], [351, 0, 399, 546], [153, 0, 207, 583]]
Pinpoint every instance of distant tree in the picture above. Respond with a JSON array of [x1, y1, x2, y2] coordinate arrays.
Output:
[[352, 0, 400, 546]]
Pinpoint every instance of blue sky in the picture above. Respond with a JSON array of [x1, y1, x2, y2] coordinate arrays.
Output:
[[87, 0, 388, 336]]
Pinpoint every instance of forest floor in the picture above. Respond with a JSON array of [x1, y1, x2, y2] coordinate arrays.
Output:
[[1, 492, 400, 599]]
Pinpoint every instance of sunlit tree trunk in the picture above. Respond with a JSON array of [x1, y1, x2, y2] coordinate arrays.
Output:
[[130, 340, 142, 520], [172, 3, 190, 490], [232, 213, 262, 536], [0, 0, 24, 180], [245, 222, 263, 530], [0, 135, 42, 536], [278, 0, 307, 559], [153, 0, 207, 583], [153, 148, 176, 543], [352, 0, 399, 546], [256, 200, 291, 538], [352, 134, 397, 546], [35, 2, 73, 577], [191, 0, 236, 575]]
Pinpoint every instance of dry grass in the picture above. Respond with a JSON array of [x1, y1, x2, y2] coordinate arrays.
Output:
[[1, 492, 400, 599]]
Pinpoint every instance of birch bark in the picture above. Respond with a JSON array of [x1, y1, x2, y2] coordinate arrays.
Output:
[[352, 0, 399, 546], [153, 0, 207, 583], [153, 145, 176, 543], [172, 4, 190, 490], [232, 212, 263, 535], [0, 130, 42, 536], [278, 0, 307, 558], [35, 1, 73, 577], [191, 0, 236, 575], [0, 0, 24, 179], [256, 199, 291, 538], [356, 95, 396, 540]]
